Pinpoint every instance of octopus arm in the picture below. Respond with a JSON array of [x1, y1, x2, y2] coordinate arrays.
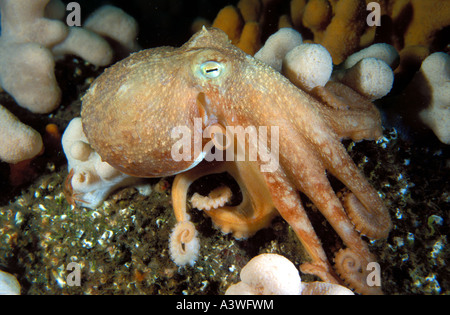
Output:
[[261, 168, 340, 284], [284, 84, 391, 239], [172, 158, 278, 239], [277, 125, 372, 252], [322, 142, 392, 239], [310, 82, 383, 142], [274, 114, 385, 293]]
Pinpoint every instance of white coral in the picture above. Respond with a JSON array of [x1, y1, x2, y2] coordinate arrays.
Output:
[[0, 104, 43, 163], [332, 57, 394, 101], [282, 43, 333, 91], [169, 221, 200, 266], [0, 1, 140, 165], [255, 29, 395, 100], [62, 118, 142, 209], [225, 253, 354, 295], [0, 0, 66, 113], [84, 5, 140, 53], [254, 28, 303, 72], [0, 270, 20, 295], [417, 53, 450, 144], [342, 43, 399, 70], [331, 43, 397, 100]]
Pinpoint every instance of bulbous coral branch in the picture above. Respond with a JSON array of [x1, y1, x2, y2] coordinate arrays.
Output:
[[332, 57, 394, 101], [84, 5, 141, 54], [0, 0, 68, 46], [282, 43, 332, 91], [255, 28, 395, 103], [225, 253, 354, 295], [62, 118, 143, 209], [416, 53, 450, 144], [52, 27, 113, 67], [320, 0, 366, 64], [254, 27, 303, 72], [226, 253, 302, 295], [342, 43, 399, 70], [0, 1, 140, 114], [0, 105, 43, 163], [0, 41, 62, 113], [0, 270, 21, 295], [0, 0, 65, 113]]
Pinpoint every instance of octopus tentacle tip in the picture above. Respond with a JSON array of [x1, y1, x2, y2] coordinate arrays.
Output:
[[334, 248, 383, 295], [300, 261, 340, 285], [190, 185, 232, 211], [169, 221, 200, 267], [342, 191, 391, 239]]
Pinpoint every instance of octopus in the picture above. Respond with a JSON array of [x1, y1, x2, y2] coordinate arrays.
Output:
[[81, 27, 392, 294]]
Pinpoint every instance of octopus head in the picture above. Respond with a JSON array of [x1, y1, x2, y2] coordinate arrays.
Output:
[[80, 28, 242, 178]]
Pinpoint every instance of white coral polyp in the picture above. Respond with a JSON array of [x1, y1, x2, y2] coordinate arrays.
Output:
[[0, 105, 43, 163], [238, 253, 302, 295], [282, 43, 333, 91], [0, 270, 21, 295], [225, 253, 354, 295], [62, 117, 141, 209], [417, 52, 450, 144]]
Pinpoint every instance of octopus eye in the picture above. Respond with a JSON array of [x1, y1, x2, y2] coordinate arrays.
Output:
[[199, 61, 223, 79]]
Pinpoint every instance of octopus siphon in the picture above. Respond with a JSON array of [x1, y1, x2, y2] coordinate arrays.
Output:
[[81, 27, 392, 294]]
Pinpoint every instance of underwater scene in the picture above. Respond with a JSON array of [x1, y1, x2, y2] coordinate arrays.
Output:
[[0, 0, 448, 296]]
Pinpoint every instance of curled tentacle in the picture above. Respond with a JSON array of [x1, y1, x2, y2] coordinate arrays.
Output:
[[301, 281, 354, 295], [169, 221, 200, 266], [172, 158, 277, 239], [300, 261, 341, 285], [63, 168, 88, 206], [342, 191, 389, 239], [334, 248, 383, 295], [190, 185, 232, 211]]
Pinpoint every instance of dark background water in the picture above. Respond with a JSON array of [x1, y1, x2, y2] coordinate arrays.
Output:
[[60, 0, 241, 47]]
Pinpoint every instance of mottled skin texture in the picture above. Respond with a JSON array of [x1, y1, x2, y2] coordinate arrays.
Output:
[[81, 28, 391, 294]]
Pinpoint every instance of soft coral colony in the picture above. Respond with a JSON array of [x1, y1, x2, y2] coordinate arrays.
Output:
[[1, 0, 449, 295], [207, 0, 450, 143], [0, 0, 139, 165]]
